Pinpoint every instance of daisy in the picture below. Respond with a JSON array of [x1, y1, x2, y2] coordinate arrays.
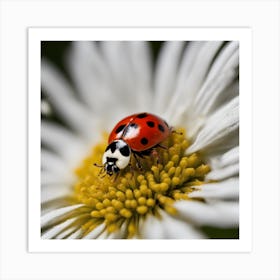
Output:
[[41, 41, 239, 239]]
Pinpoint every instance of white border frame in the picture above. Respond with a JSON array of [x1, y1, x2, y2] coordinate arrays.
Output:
[[28, 27, 252, 253], [1, 1, 279, 279]]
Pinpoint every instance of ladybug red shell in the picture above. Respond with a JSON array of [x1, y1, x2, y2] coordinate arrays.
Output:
[[101, 113, 171, 175], [108, 112, 170, 152]]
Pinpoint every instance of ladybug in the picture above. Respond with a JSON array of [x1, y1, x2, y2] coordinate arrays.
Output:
[[101, 112, 171, 176]]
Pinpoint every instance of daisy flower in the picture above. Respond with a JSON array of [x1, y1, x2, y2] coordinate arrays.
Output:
[[41, 41, 239, 239]]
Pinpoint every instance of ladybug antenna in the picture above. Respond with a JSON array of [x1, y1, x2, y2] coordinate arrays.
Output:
[[93, 163, 103, 168], [93, 163, 106, 176], [171, 127, 183, 135]]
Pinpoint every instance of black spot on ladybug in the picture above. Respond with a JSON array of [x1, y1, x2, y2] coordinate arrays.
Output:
[[106, 157, 118, 163], [115, 124, 126, 133], [128, 123, 138, 129], [106, 141, 117, 153], [137, 113, 148, 119], [119, 145, 130, 157], [140, 137, 148, 145], [158, 124, 165, 133], [146, 121, 155, 127]]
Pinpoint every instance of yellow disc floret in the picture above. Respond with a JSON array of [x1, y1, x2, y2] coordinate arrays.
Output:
[[73, 129, 210, 238]]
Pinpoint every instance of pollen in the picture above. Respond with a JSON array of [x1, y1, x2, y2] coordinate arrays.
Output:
[[73, 129, 210, 238]]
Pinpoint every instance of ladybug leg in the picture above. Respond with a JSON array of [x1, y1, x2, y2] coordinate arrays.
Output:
[[132, 153, 143, 171], [157, 143, 168, 150], [128, 162, 137, 177], [128, 162, 133, 173], [100, 173, 107, 179], [112, 172, 120, 183], [150, 148, 161, 165]]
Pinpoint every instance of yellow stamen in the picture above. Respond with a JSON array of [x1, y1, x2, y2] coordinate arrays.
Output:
[[72, 128, 210, 238]]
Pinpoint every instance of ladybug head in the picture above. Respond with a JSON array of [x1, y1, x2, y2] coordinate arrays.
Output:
[[102, 140, 131, 176]]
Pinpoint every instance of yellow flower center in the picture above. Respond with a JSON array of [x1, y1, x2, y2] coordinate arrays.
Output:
[[73, 128, 210, 238]]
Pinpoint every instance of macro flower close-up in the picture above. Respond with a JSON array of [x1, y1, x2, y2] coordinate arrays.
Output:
[[41, 41, 239, 239]]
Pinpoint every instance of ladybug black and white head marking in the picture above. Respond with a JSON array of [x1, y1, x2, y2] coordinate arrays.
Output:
[[102, 140, 131, 175]]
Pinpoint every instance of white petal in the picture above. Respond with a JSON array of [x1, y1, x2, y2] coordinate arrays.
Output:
[[67, 41, 152, 123], [42, 217, 78, 239], [41, 198, 71, 216], [41, 149, 69, 173], [209, 79, 239, 115], [186, 96, 239, 154], [128, 42, 152, 89], [41, 121, 90, 169], [154, 42, 185, 114], [160, 212, 206, 239], [41, 204, 84, 227], [189, 178, 239, 200], [66, 41, 113, 110], [167, 41, 224, 124], [82, 223, 106, 239], [41, 183, 72, 203], [193, 48, 239, 117], [101, 41, 153, 113], [55, 226, 79, 239], [141, 211, 205, 239], [97, 231, 110, 239], [41, 99, 52, 116], [41, 60, 94, 137], [186, 42, 239, 136], [177, 42, 223, 100], [207, 41, 239, 81], [99, 42, 141, 111], [175, 200, 239, 228], [209, 146, 239, 169], [125, 41, 153, 111], [41, 121, 80, 153], [41, 149, 75, 187], [106, 232, 119, 239], [140, 215, 166, 239], [206, 163, 239, 181], [41, 171, 74, 186], [67, 228, 83, 239], [66, 42, 134, 122]]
